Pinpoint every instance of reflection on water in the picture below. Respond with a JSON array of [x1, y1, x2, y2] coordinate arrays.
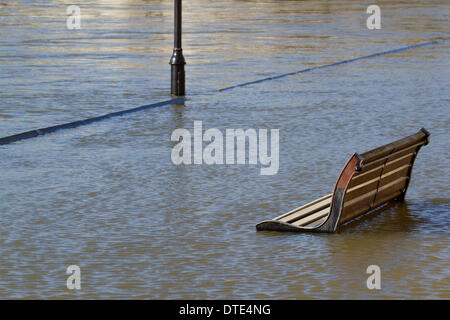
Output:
[[0, 0, 449, 299]]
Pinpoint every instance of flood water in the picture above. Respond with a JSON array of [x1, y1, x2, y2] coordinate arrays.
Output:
[[0, 0, 449, 299]]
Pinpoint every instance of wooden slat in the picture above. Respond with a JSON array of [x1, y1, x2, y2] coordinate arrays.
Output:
[[350, 152, 415, 189], [379, 164, 410, 187], [291, 207, 330, 227], [276, 194, 331, 222], [304, 215, 328, 228], [384, 153, 415, 173], [340, 175, 408, 225], [361, 143, 421, 171], [338, 190, 403, 226], [345, 178, 379, 202], [360, 131, 426, 163], [341, 189, 376, 222], [374, 177, 408, 202], [371, 190, 403, 209], [348, 166, 383, 188], [346, 164, 409, 202], [344, 189, 377, 208], [339, 204, 371, 225]]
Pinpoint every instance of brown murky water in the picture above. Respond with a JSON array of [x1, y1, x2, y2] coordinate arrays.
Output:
[[0, 0, 449, 299]]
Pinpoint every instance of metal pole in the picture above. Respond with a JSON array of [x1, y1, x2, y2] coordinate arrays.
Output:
[[170, 0, 186, 96]]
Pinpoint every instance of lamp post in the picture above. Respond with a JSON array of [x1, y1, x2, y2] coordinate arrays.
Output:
[[170, 0, 186, 96]]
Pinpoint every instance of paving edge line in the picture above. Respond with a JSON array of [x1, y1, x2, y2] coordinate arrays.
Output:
[[0, 97, 185, 146], [219, 37, 450, 92]]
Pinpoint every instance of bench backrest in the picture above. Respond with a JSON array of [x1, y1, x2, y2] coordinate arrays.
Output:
[[317, 128, 429, 232]]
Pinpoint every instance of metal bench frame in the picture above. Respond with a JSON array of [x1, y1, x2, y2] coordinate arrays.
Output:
[[256, 128, 430, 233]]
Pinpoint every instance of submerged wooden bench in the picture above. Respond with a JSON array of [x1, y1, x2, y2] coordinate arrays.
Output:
[[256, 128, 430, 233]]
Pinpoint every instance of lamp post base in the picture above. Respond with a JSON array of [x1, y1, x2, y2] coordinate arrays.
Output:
[[170, 48, 186, 96]]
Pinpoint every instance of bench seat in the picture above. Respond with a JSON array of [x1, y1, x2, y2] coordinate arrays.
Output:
[[256, 128, 430, 233]]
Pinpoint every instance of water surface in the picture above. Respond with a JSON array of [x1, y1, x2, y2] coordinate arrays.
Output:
[[0, 0, 449, 299]]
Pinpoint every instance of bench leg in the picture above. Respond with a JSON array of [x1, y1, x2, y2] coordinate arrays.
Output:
[[396, 191, 407, 201]]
